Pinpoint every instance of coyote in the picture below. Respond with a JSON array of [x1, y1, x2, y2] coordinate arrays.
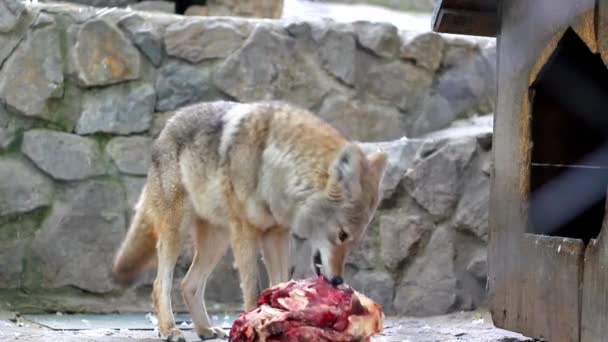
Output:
[[111, 100, 388, 341]]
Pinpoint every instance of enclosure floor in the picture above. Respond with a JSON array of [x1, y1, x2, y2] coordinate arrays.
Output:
[[0, 310, 532, 342], [281, 0, 434, 32]]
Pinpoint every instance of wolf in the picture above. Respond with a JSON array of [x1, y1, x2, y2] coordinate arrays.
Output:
[[111, 100, 388, 341]]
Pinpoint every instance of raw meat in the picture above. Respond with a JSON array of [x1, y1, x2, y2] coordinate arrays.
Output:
[[228, 276, 384, 342]]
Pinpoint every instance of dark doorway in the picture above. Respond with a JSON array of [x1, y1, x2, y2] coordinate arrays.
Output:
[[527, 28, 608, 243]]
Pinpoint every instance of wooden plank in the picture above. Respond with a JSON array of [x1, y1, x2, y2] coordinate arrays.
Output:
[[581, 238, 608, 341], [432, 8, 497, 37], [515, 235, 584, 342], [581, 187, 608, 342]]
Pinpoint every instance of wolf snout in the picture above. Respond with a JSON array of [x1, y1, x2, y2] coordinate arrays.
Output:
[[313, 249, 344, 287], [329, 275, 344, 286]]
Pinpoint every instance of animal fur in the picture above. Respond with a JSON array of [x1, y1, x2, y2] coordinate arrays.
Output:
[[111, 100, 388, 341]]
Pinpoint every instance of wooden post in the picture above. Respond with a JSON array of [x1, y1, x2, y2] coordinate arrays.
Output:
[[581, 186, 608, 341]]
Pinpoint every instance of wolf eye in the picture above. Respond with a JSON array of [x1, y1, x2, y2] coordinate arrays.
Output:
[[338, 230, 348, 242]]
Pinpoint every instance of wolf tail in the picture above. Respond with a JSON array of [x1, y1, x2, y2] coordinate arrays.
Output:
[[111, 184, 158, 286]]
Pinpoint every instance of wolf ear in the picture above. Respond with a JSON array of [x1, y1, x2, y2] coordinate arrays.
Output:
[[327, 143, 363, 200]]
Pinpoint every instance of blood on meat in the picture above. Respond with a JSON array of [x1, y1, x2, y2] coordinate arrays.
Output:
[[229, 276, 384, 342]]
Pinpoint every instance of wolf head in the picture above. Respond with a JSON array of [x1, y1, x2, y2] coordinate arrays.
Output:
[[295, 143, 388, 286]]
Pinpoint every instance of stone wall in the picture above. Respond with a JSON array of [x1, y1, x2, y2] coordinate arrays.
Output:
[[0, 0, 496, 316]]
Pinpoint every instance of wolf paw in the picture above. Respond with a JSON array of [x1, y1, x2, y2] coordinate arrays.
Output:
[[160, 327, 186, 342], [198, 326, 227, 340]]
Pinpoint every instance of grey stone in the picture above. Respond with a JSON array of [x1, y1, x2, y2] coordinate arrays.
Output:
[[409, 95, 455, 137], [482, 157, 493, 176], [0, 239, 29, 288], [0, 14, 64, 121], [363, 61, 433, 112], [355, 22, 400, 58], [314, 26, 356, 85], [32, 180, 127, 293], [32, 11, 55, 28], [42, 3, 98, 23], [284, 20, 312, 38], [379, 214, 432, 270], [21, 129, 106, 181], [0, 158, 53, 216], [150, 111, 174, 137], [452, 169, 490, 240], [106, 136, 152, 176], [359, 138, 422, 200], [404, 137, 477, 220], [400, 31, 445, 72], [467, 248, 487, 281], [155, 61, 222, 112], [0, 25, 26, 68], [0, 104, 6, 123], [0, 0, 25, 33], [214, 25, 328, 109], [346, 219, 379, 270], [394, 227, 458, 316], [318, 95, 406, 142], [214, 25, 289, 95], [118, 14, 163, 66], [73, 18, 141, 86], [0, 103, 37, 133], [0, 5, 36, 67], [0, 127, 16, 151], [433, 39, 496, 119], [441, 37, 480, 69], [349, 269, 395, 311], [482, 43, 497, 87], [436, 57, 491, 117], [164, 20, 246, 63], [77, 82, 155, 135]]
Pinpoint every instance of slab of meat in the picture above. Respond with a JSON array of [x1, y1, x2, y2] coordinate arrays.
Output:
[[228, 276, 384, 342]]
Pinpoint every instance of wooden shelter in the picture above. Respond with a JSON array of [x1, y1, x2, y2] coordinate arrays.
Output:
[[433, 1, 608, 341]]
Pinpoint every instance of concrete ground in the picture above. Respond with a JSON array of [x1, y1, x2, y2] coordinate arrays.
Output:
[[281, 0, 435, 32], [0, 310, 533, 342]]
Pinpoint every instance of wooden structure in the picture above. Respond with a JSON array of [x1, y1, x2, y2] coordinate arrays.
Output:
[[433, 1, 608, 341]]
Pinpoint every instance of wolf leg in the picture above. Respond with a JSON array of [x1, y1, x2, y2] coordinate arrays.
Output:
[[153, 203, 190, 342], [230, 220, 261, 310], [181, 218, 230, 340], [261, 227, 291, 286]]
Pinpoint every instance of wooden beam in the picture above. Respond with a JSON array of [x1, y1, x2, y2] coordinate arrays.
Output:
[[432, 0, 498, 37], [434, 0, 497, 11], [433, 8, 497, 37]]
